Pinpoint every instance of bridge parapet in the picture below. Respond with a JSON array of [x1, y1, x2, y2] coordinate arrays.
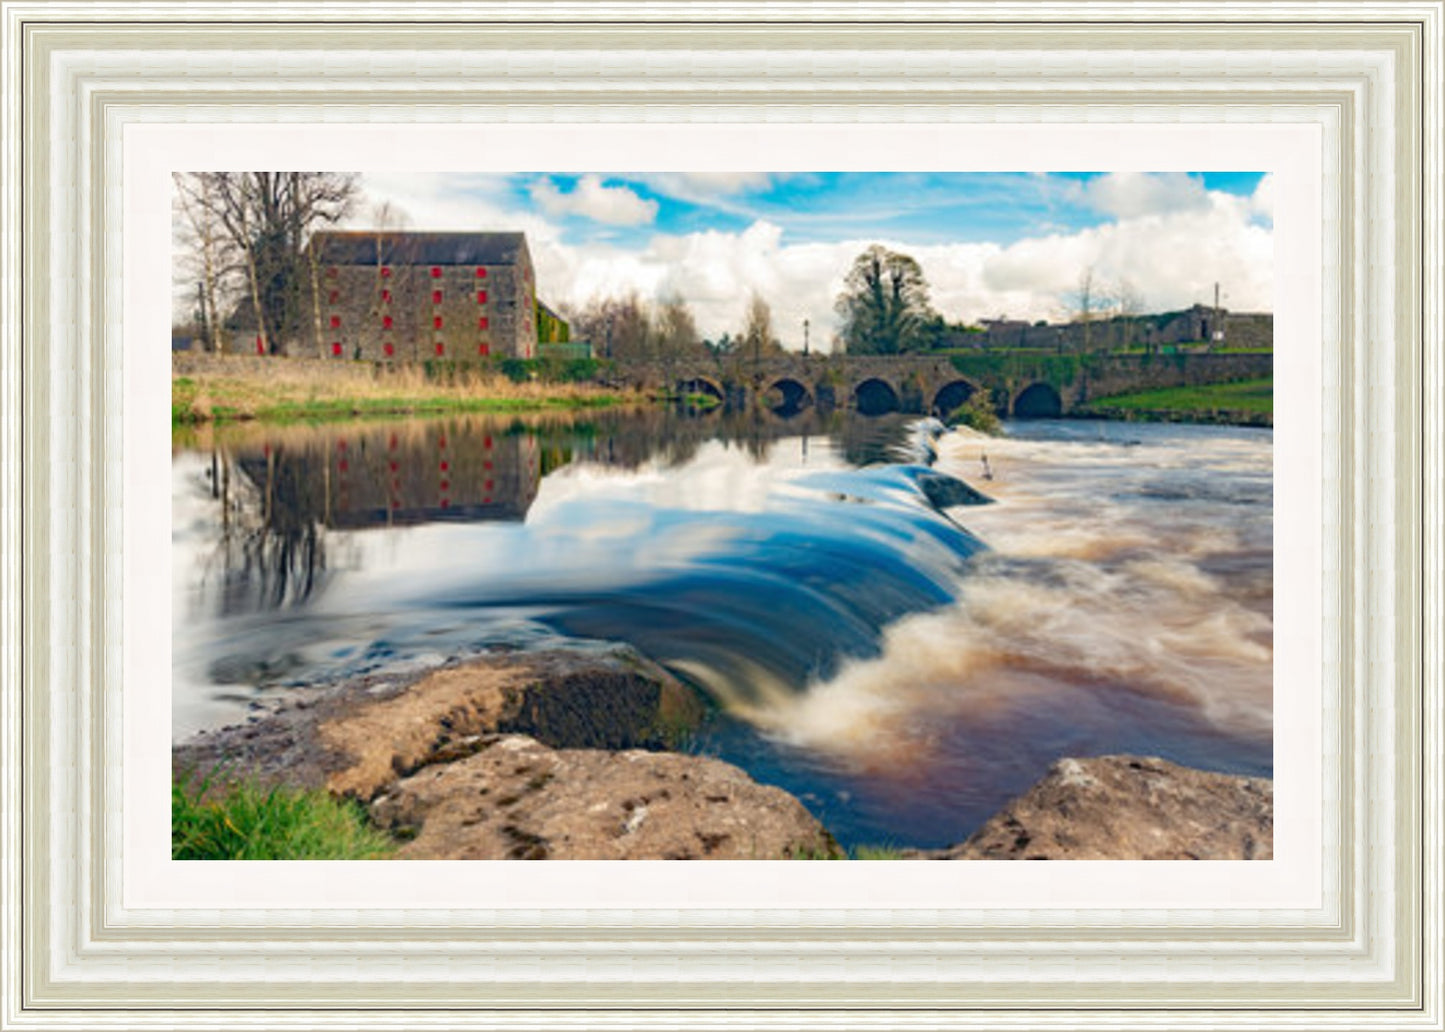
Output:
[[621, 350, 1271, 417]]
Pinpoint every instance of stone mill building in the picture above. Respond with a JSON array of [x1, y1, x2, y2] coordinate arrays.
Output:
[[307, 230, 557, 361]]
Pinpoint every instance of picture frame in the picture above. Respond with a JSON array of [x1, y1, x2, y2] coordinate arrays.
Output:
[[1, 3, 1440, 1029]]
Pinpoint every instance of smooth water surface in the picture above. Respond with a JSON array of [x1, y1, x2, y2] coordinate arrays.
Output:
[[173, 408, 1272, 849]]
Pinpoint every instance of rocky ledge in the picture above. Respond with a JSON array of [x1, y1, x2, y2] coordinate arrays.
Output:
[[370, 734, 837, 860], [174, 646, 839, 860], [910, 755, 1273, 860], [176, 651, 1270, 860]]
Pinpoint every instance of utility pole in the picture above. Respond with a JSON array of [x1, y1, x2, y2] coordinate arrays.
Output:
[[803, 318, 810, 357]]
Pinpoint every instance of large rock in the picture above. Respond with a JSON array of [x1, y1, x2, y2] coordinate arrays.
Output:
[[173, 646, 706, 800], [927, 755, 1272, 860], [370, 733, 840, 860]]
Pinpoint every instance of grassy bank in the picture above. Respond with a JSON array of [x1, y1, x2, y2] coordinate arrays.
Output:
[[172, 356, 644, 426], [173, 773, 396, 860], [1077, 377, 1273, 426]]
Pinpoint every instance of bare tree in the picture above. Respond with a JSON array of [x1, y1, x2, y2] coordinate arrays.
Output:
[[653, 295, 703, 388], [173, 173, 243, 352], [742, 293, 782, 369], [1115, 279, 1145, 353], [187, 172, 359, 354], [564, 294, 653, 362], [1064, 266, 1119, 353]]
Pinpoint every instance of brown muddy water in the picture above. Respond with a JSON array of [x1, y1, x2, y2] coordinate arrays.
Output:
[[172, 409, 1272, 850]]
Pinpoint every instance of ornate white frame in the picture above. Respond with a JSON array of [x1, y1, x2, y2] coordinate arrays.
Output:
[[0, 3, 1440, 1029]]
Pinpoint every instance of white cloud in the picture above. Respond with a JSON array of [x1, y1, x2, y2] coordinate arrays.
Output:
[[529, 174, 658, 226], [1250, 172, 1275, 220], [1080, 172, 1212, 218], [352, 172, 1272, 351], [656, 172, 774, 194]]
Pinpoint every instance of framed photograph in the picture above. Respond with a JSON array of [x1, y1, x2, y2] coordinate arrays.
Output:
[[1, 3, 1440, 1029]]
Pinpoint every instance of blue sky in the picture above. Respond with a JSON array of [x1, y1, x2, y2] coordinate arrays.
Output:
[[481, 171, 1269, 248], [350, 170, 1275, 347]]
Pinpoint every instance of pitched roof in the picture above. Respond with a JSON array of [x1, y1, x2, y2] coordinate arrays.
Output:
[[310, 231, 529, 267]]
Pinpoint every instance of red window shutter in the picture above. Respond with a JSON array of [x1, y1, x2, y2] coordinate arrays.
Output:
[[383, 315, 393, 329], [435, 341, 445, 356], [331, 342, 342, 356], [485, 479, 494, 492], [328, 290, 339, 304], [478, 342, 490, 357], [430, 266, 442, 278], [476, 290, 488, 304], [433, 316, 443, 329], [380, 266, 391, 278], [440, 479, 450, 491], [383, 342, 394, 357], [255, 336, 265, 355], [432, 290, 443, 304], [475, 267, 486, 278], [330, 315, 341, 328], [326, 267, 338, 278], [478, 316, 489, 330], [381, 289, 391, 303]]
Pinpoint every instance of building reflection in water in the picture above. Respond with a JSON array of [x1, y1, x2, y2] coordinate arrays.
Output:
[[188, 406, 908, 616]]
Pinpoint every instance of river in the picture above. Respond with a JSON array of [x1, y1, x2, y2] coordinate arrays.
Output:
[[172, 408, 1273, 850]]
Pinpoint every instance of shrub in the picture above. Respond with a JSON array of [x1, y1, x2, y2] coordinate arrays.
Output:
[[947, 393, 1001, 435]]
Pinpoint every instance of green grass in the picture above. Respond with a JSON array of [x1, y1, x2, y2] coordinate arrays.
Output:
[[1085, 377, 1273, 418], [850, 845, 909, 860], [172, 772, 397, 860], [173, 391, 635, 427]]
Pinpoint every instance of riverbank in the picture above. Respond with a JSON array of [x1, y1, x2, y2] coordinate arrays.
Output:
[[172, 354, 645, 425], [1075, 377, 1273, 427], [173, 650, 1273, 861]]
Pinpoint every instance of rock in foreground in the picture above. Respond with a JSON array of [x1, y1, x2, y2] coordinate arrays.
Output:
[[174, 646, 705, 800], [929, 755, 1272, 860], [370, 734, 840, 860]]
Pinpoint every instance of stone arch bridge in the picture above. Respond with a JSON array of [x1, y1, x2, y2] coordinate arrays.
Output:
[[621, 351, 1273, 419]]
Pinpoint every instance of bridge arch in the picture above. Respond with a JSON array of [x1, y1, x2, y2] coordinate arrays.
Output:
[[1013, 382, 1063, 418], [676, 377, 725, 405], [765, 377, 813, 417], [931, 379, 978, 418], [853, 377, 901, 416]]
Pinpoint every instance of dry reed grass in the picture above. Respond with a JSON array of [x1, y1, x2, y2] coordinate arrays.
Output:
[[173, 354, 642, 423]]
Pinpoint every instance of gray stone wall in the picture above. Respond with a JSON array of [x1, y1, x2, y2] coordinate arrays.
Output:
[[318, 255, 535, 361]]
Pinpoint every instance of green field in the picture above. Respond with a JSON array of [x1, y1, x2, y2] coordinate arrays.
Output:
[[1083, 377, 1273, 423]]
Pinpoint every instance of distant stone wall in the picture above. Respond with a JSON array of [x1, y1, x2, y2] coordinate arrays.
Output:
[[977, 306, 1273, 352]]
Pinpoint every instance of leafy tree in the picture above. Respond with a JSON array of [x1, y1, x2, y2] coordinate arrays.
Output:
[[835, 245, 935, 354]]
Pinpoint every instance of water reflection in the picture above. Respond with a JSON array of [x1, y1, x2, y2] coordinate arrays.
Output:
[[181, 407, 924, 616]]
